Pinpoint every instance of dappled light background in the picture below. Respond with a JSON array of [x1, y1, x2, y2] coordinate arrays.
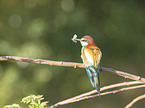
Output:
[[0, 0, 145, 108]]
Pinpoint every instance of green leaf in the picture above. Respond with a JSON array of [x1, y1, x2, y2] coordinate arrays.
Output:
[[21, 95, 49, 108], [3, 104, 21, 108]]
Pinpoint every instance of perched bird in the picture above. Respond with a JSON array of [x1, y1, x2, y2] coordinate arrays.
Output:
[[75, 36, 102, 95]]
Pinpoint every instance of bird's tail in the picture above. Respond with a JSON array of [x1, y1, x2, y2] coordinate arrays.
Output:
[[85, 65, 100, 96]]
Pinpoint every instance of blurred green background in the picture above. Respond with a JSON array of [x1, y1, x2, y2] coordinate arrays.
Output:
[[0, 0, 145, 108]]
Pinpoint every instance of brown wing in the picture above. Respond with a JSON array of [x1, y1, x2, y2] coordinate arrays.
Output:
[[86, 45, 102, 68]]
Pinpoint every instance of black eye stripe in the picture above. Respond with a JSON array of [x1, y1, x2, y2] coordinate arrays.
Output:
[[81, 39, 88, 42]]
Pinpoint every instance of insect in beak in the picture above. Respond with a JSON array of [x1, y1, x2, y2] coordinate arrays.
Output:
[[72, 34, 81, 43]]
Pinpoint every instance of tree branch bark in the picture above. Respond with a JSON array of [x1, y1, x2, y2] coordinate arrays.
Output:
[[125, 94, 145, 108], [49, 81, 145, 108], [0, 56, 145, 83], [1, 56, 145, 108]]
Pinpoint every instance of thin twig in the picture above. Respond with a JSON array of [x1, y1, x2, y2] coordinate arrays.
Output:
[[49, 81, 145, 108], [0, 56, 145, 83], [72, 85, 145, 104], [125, 94, 145, 108]]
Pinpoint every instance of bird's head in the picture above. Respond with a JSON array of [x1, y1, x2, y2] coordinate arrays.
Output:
[[75, 36, 95, 46]]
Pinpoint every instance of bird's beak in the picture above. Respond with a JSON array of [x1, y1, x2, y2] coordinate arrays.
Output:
[[75, 39, 81, 42]]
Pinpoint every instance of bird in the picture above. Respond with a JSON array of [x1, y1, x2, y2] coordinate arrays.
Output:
[[75, 35, 102, 96]]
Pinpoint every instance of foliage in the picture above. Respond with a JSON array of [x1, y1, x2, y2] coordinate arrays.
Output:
[[2, 95, 48, 108], [2, 104, 21, 108]]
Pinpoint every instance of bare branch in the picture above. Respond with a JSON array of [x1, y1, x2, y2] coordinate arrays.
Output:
[[49, 81, 145, 108], [125, 94, 145, 108], [0, 56, 145, 83], [71, 85, 145, 105], [0, 56, 84, 68], [1, 56, 145, 107]]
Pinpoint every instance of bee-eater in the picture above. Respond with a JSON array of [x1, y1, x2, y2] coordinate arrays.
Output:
[[75, 36, 102, 95]]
